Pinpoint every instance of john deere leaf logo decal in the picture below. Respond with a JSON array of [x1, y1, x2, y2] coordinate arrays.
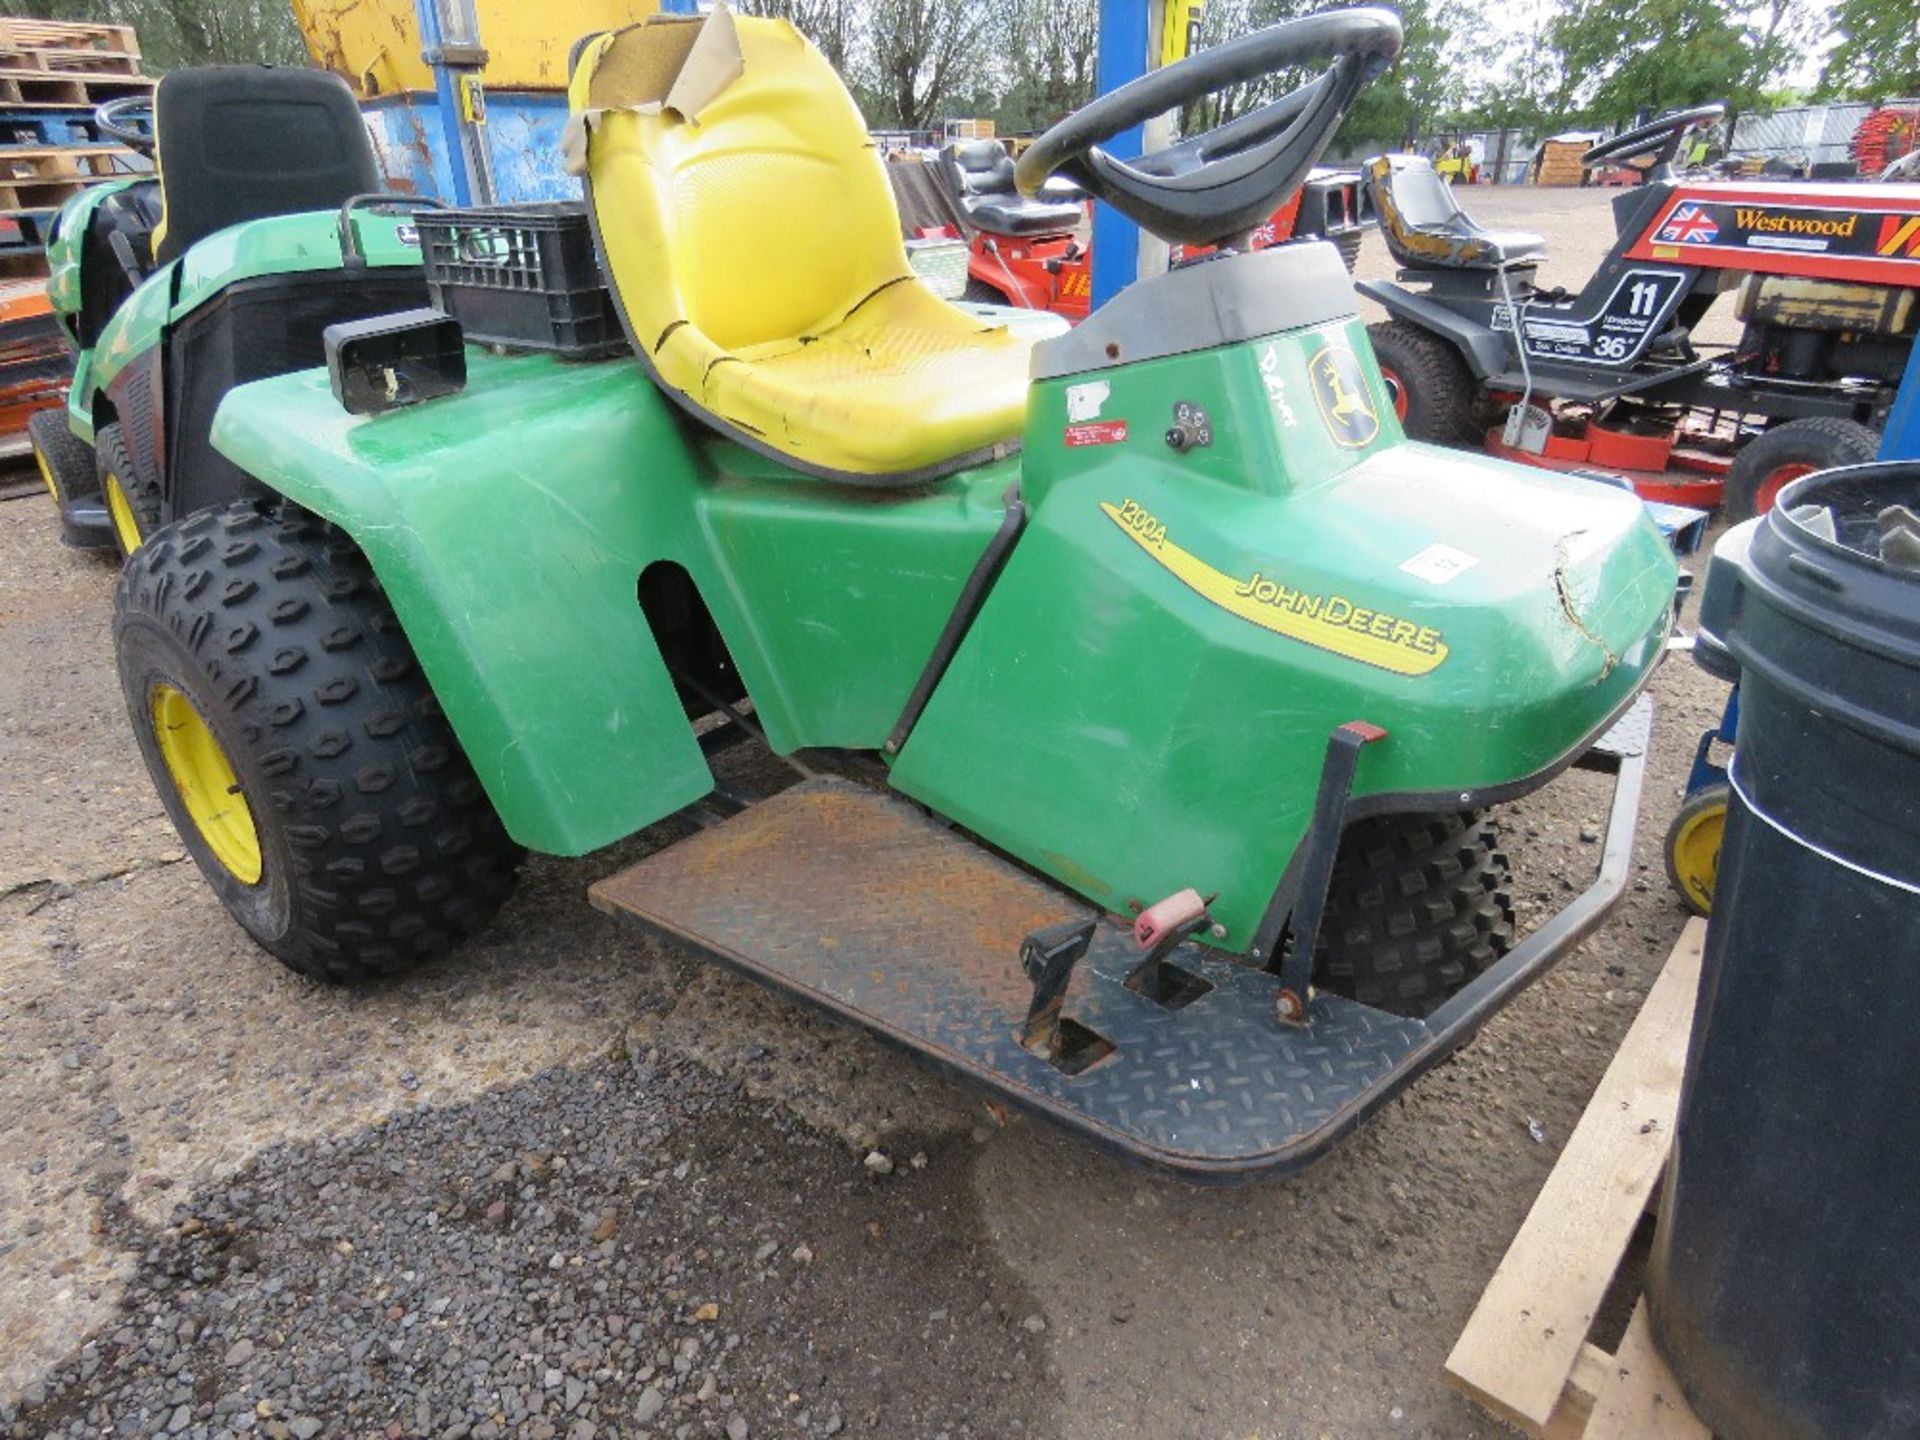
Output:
[[1308, 343, 1380, 448]]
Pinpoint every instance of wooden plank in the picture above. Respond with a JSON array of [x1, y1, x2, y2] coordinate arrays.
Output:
[[0, 19, 138, 58], [1582, 1302, 1711, 1440], [0, 48, 140, 77], [7, 76, 85, 106], [1444, 919, 1705, 1435], [0, 144, 137, 180], [1540, 1345, 1618, 1439]]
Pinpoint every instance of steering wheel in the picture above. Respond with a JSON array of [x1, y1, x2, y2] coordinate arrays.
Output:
[[95, 94, 155, 155], [1581, 103, 1724, 179], [1014, 8, 1402, 248]]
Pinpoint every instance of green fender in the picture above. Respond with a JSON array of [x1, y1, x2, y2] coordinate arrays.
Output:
[[212, 355, 715, 856], [80, 209, 423, 432], [46, 180, 136, 330], [210, 350, 1009, 855]]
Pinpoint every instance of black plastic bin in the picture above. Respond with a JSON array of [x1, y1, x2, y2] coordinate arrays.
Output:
[[415, 202, 627, 358], [1648, 461, 1920, 1440]]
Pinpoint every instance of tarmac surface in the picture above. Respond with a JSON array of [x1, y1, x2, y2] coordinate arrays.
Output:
[[0, 184, 1734, 1440]]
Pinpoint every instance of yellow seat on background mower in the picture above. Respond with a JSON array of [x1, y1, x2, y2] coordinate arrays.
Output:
[[568, 13, 1032, 483]]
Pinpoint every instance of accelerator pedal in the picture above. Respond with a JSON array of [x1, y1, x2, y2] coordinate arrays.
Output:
[[589, 778, 1434, 1180]]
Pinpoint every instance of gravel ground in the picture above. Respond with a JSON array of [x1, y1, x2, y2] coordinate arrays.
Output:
[[12, 1058, 1051, 1440], [1, 184, 1735, 1440]]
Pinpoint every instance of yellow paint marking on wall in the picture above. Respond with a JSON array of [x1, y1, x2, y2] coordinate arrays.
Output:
[[1101, 500, 1448, 676]]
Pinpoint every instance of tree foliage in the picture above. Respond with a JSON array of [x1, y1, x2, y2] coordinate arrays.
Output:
[[11, 0, 304, 69], [1547, 0, 1816, 125], [1175, 0, 1462, 150], [11, 0, 1888, 155], [1819, 0, 1920, 99], [988, 0, 1099, 134]]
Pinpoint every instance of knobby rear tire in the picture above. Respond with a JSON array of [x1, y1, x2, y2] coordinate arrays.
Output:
[[114, 501, 525, 983]]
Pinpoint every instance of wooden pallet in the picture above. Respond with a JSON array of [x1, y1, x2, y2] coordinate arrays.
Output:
[[1446, 919, 1712, 1440], [0, 18, 139, 60], [0, 206, 59, 251], [0, 250, 47, 280], [0, 70, 150, 107], [0, 46, 140, 77], [0, 168, 130, 210], [0, 142, 139, 180]]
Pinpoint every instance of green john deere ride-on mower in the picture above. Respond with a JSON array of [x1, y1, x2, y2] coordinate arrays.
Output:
[[31, 66, 429, 557], [114, 8, 1678, 1179]]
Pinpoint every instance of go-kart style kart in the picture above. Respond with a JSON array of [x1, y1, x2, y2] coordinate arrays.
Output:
[[931, 134, 1370, 319], [1361, 104, 1920, 518], [114, 8, 1679, 1180], [30, 67, 428, 557]]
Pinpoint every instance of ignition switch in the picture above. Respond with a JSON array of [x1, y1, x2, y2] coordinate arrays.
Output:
[[1165, 401, 1213, 452]]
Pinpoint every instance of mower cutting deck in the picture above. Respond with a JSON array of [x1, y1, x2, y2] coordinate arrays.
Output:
[[593, 699, 1650, 1179]]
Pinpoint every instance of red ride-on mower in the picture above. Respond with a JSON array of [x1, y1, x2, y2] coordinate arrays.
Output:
[[1359, 104, 1920, 517], [936, 136, 1370, 320]]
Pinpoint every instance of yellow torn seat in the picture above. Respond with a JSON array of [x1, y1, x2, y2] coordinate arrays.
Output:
[[568, 13, 1034, 483]]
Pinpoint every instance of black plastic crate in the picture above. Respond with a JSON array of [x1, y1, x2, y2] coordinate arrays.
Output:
[[415, 201, 628, 359]]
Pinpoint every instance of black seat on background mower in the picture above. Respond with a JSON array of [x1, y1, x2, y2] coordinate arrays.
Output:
[[937, 139, 1084, 237], [150, 66, 379, 265], [1367, 153, 1546, 270]]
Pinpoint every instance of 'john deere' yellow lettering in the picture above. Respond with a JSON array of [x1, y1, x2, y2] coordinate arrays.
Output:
[[1100, 500, 1448, 676]]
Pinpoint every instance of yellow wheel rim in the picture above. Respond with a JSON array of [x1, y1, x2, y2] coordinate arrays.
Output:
[[150, 684, 263, 884], [104, 472, 142, 555], [1669, 795, 1726, 914]]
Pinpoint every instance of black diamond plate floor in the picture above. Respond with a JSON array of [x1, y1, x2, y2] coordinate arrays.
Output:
[[592, 778, 1444, 1180]]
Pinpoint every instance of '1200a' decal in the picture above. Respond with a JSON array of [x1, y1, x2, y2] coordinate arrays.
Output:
[[1100, 499, 1448, 676]]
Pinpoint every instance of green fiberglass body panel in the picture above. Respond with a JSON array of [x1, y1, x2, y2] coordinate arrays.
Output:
[[65, 350, 97, 443], [210, 351, 1007, 855], [1023, 318, 1406, 506], [888, 320, 1676, 947], [46, 180, 136, 329], [212, 296, 1671, 916]]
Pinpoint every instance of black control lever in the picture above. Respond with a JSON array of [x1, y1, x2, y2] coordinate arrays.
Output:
[[1020, 918, 1098, 1059], [107, 228, 145, 288]]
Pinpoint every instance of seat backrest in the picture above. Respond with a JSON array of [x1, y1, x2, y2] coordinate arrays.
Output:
[[940, 139, 1017, 201], [573, 15, 909, 356], [1375, 154, 1468, 232], [151, 66, 380, 265]]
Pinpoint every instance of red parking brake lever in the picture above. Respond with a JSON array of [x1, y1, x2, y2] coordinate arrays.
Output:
[[1133, 887, 1208, 951], [1127, 887, 1212, 1002]]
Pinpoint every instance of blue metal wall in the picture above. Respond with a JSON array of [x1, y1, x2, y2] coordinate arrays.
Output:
[[364, 91, 579, 204]]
